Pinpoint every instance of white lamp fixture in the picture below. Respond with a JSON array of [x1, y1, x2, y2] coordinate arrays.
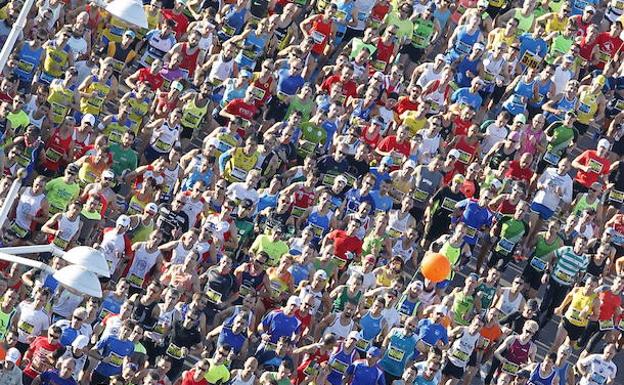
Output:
[[105, 0, 149, 29], [53, 265, 103, 298], [61, 246, 110, 278]]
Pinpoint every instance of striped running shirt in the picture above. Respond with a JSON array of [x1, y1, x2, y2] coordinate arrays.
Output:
[[551, 246, 589, 285]]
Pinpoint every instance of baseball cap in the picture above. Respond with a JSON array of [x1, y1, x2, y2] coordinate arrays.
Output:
[[145, 202, 158, 214], [364, 254, 377, 264], [314, 270, 328, 280], [473, 42, 485, 51], [595, 75, 607, 86], [171, 81, 184, 92], [381, 156, 394, 166], [287, 296, 301, 307], [72, 335, 89, 349], [563, 54, 575, 62], [490, 179, 503, 191], [409, 280, 424, 290], [5, 348, 20, 363], [240, 69, 253, 78], [372, 116, 385, 125], [527, 299, 539, 311], [241, 198, 254, 209], [116, 215, 131, 228], [513, 114, 527, 124], [66, 164, 80, 174], [598, 138, 611, 149], [584, 5, 596, 13], [123, 30, 136, 39], [347, 331, 360, 340], [452, 174, 466, 184], [434, 304, 448, 315], [367, 346, 382, 357], [335, 175, 348, 184], [448, 149, 461, 159], [403, 159, 417, 169], [82, 114, 96, 126], [102, 170, 115, 180], [477, 0, 488, 6]]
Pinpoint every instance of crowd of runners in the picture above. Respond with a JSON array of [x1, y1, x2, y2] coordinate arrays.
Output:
[[0, 0, 623, 384]]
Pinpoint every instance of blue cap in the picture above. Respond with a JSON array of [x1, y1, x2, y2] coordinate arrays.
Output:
[[381, 156, 393, 166], [124, 30, 136, 39], [240, 69, 253, 78], [367, 347, 382, 357]]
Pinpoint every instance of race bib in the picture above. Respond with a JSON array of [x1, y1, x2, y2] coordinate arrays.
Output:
[[330, 358, 349, 374], [413, 189, 429, 203], [45, 147, 63, 163], [495, 238, 515, 255], [52, 237, 70, 250], [332, 255, 347, 269], [465, 225, 478, 239], [457, 149, 472, 164], [166, 343, 185, 359], [311, 30, 326, 44], [529, 257, 547, 271], [18, 321, 34, 335], [127, 273, 145, 288], [109, 352, 124, 367], [250, 86, 266, 100], [590, 372, 607, 385], [153, 138, 171, 152], [543, 151, 561, 165], [501, 361, 519, 374], [609, 189, 624, 204], [230, 166, 248, 181], [9, 222, 29, 238], [452, 348, 470, 363], [355, 338, 370, 351], [588, 159, 604, 173], [599, 319, 614, 331], [441, 197, 457, 211], [520, 51, 541, 68], [206, 288, 223, 304], [387, 346, 405, 362], [554, 270, 573, 283]]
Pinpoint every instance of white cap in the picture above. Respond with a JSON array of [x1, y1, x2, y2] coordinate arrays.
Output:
[[404, 159, 417, 169], [116, 215, 131, 228], [448, 149, 461, 159], [82, 114, 96, 126], [598, 138, 611, 150], [102, 170, 115, 180], [287, 296, 301, 307], [473, 42, 485, 51], [585, 5, 596, 13], [335, 175, 348, 184], [490, 179, 503, 190], [314, 270, 328, 280], [72, 335, 89, 349], [347, 331, 360, 340], [5, 348, 20, 363], [434, 304, 448, 315], [145, 202, 159, 214]]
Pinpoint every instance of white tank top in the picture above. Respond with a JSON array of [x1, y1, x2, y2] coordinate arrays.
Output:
[[162, 164, 180, 194], [231, 372, 256, 385], [100, 230, 126, 274], [53, 214, 81, 248], [448, 329, 480, 368], [417, 63, 442, 88], [388, 210, 410, 235], [498, 288, 524, 317], [208, 54, 235, 84], [324, 313, 354, 339], [150, 304, 178, 342], [28, 109, 45, 129], [127, 243, 161, 288], [15, 188, 44, 230], [182, 196, 205, 228], [482, 53, 504, 84], [392, 239, 415, 263], [171, 241, 194, 265]]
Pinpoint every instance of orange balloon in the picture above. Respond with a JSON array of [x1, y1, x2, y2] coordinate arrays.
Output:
[[421, 253, 451, 283]]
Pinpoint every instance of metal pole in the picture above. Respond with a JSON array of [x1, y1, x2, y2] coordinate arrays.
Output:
[[0, 0, 35, 74], [0, 170, 26, 232], [0, 244, 64, 256], [0, 251, 53, 272]]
